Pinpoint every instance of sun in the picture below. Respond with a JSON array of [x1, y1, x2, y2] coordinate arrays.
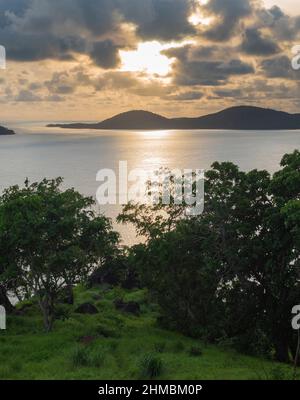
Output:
[[188, 13, 212, 26], [119, 40, 195, 77], [119, 41, 174, 77], [188, 0, 212, 26]]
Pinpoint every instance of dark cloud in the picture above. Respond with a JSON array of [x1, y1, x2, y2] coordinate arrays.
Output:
[[2, 30, 83, 61], [173, 59, 254, 86], [256, 5, 300, 41], [202, 0, 252, 41], [15, 89, 42, 102], [0, 0, 28, 28], [123, 0, 196, 41], [1, 0, 299, 109], [260, 56, 300, 80], [90, 40, 121, 69], [268, 5, 285, 20], [165, 44, 254, 86], [0, 0, 197, 64], [240, 28, 281, 56]]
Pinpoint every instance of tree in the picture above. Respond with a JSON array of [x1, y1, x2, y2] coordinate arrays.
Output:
[[0, 235, 16, 313], [0, 178, 119, 331], [119, 151, 300, 363], [136, 220, 223, 339], [117, 168, 198, 241]]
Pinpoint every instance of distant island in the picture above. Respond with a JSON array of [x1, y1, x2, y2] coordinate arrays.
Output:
[[0, 125, 15, 135], [47, 106, 300, 131]]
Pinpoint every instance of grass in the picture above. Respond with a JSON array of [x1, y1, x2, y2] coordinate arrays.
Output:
[[0, 285, 297, 380], [138, 354, 163, 378]]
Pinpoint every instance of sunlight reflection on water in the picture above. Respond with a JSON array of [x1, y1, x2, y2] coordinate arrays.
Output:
[[1, 122, 299, 244]]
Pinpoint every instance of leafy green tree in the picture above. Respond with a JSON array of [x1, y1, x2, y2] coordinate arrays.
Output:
[[0, 178, 119, 331], [119, 151, 300, 363], [137, 220, 223, 339], [267, 151, 300, 362]]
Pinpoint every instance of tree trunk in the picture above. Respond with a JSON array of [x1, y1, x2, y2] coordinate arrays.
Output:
[[65, 284, 74, 305], [0, 285, 14, 314], [289, 332, 300, 366], [274, 338, 290, 363], [39, 294, 55, 332], [293, 330, 300, 378]]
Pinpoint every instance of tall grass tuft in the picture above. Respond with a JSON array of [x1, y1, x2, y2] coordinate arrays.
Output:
[[139, 353, 163, 379]]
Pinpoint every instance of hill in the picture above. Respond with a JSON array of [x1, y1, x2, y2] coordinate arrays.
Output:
[[0, 125, 15, 135], [0, 285, 294, 380], [47, 106, 300, 131]]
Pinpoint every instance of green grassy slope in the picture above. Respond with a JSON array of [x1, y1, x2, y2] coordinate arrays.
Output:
[[0, 286, 296, 380]]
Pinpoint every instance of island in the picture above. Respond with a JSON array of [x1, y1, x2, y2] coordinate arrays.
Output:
[[47, 106, 300, 131], [0, 125, 15, 135]]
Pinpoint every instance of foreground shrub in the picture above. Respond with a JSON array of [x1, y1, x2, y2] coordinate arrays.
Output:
[[189, 346, 203, 357], [138, 353, 163, 379], [70, 346, 106, 368], [71, 347, 90, 367], [154, 342, 166, 353], [172, 341, 185, 353], [89, 348, 106, 368]]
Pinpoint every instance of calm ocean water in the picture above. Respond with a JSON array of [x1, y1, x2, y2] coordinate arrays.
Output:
[[1, 121, 300, 244]]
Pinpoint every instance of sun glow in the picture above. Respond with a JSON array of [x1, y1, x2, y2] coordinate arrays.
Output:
[[189, 0, 212, 26], [188, 12, 212, 26], [120, 41, 176, 77]]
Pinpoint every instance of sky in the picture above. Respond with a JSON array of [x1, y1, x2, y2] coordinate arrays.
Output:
[[0, 0, 299, 121]]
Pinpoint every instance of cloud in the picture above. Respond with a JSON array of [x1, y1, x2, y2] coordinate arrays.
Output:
[[0, 0, 197, 65], [1, 0, 300, 115], [165, 44, 254, 86], [240, 28, 281, 56], [256, 5, 300, 41], [202, 0, 252, 41], [15, 89, 42, 102], [44, 71, 76, 94], [166, 90, 204, 101], [174, 59, 254, 86], [90, 40, 121, 69], [260, 55, 300, 80], [124, 0, 197, 41], [214, 88, 243, 98]]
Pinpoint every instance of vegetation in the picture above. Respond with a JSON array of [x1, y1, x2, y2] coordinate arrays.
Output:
[[0, 286, 296, 380], [0, 150, 299, 379], [0, 178, 119, 331], [118, 150, 300, 364]]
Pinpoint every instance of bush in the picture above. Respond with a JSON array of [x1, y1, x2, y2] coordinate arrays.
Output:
[[70, 346, 106, 368], [108, 341, 119, 352], [139, 354, 163, 379], [268, 366, 288, 381], [96, 324, 120, 338], [232, 329, 272, 358], [54, 304, 71, 321], [89, 348, 106, 368], [172, 341, 185, 353], [154, 342, 166, 353], [189, 346, 203, 357], [70, 347, 89, 367]]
